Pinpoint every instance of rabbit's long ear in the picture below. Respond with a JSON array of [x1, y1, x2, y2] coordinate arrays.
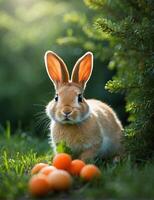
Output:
[[71, 52, 93, 89], [44, 51, 69, 88]]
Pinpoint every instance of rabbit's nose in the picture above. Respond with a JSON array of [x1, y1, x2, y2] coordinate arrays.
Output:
[[62, 106, 72, 117], [62, 107, 72, 116], [63, 111, 71, 116]]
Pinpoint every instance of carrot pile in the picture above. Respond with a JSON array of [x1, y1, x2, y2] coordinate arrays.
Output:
[[28, 153, 101, 197]]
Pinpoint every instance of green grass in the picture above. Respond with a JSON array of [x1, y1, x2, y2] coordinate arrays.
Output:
[[0, 130, 154, 200]]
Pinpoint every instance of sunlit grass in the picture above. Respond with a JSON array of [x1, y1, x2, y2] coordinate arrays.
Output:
[[0, 128, 154, 199], [0, 128, 52, 199]]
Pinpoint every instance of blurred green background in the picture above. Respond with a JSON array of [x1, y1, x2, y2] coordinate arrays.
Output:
[[0, 0, 126, 133]]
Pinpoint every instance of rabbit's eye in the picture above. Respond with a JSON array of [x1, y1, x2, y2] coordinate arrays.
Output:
[[54, 94, 58, 102], [78, 94, 83, 103]]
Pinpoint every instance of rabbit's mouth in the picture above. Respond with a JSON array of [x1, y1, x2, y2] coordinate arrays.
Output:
[[61, 116, 76, 124], [63, 117, 72, 123], [64, 117, 70, 121]]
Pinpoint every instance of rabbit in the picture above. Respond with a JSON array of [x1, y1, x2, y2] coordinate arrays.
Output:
[[44, 51, 123, 161]]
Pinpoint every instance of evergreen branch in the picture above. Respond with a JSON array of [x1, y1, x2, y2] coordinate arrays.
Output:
[[95, 18, 116, 34], [84, 0, 106, 10]]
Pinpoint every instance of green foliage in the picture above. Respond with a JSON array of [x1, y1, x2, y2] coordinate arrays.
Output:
[[5, 121, 11, 140], [56, 141, 82, 159], [56, 141, 73, 155], [105, 79, 125, 93]]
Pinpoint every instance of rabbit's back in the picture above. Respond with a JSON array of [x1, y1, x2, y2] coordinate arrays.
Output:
[[87, 99, 123, 157], [87, 99, 122, 133]]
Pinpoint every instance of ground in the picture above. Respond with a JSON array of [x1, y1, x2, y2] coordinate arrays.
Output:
[[0, 130, 154, 200]]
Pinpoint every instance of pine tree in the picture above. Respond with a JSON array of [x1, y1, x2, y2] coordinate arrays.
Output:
[[58, 0, 154, 160]]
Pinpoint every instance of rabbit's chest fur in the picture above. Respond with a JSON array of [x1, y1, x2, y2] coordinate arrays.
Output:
[[50, 114, 102, 153]]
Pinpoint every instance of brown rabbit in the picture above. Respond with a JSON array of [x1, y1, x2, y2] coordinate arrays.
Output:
[[44, 51, 123, 161]]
